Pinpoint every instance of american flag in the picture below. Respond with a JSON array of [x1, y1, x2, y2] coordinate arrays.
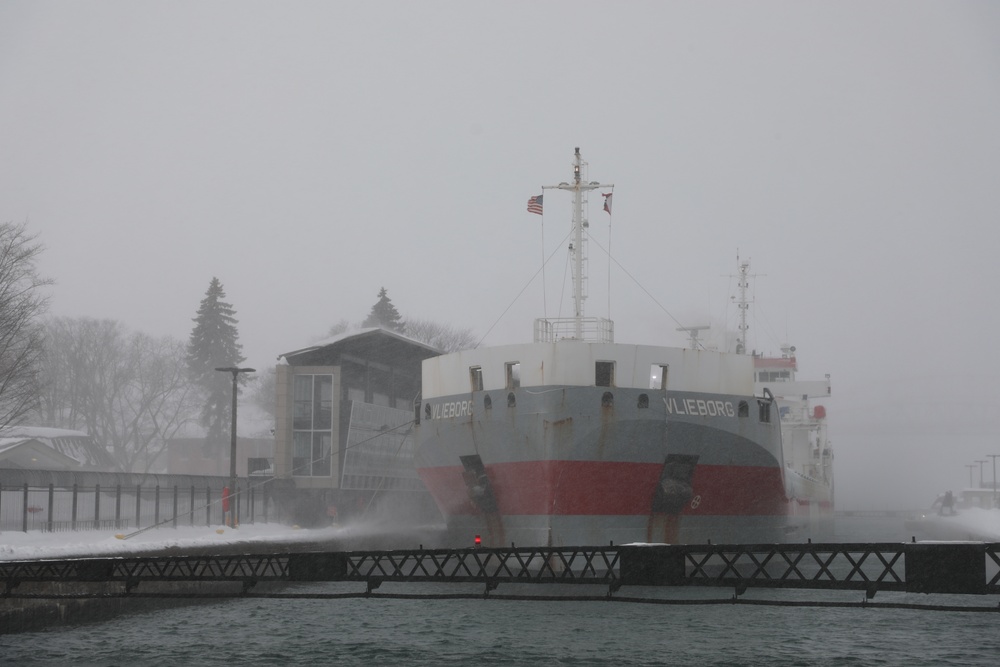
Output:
[[603, 192, 613, 215], [527, 194, 543, 215]]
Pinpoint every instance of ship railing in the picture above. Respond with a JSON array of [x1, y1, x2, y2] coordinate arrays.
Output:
[[534, 317, 614, 343]]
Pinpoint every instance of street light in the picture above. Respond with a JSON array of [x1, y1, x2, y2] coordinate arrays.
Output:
[[987, 454, 1000, 509], [215, 366, 255, 527], [975, 460, 987, 488], [965, 464, 977, 487]]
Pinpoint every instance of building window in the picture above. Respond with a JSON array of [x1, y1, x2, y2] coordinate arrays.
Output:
[[596, 361, 615, 387], [293, 374, 334, 477]]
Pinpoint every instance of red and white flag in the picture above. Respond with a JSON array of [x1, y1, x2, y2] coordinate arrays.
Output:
[[602, 192, 613, 215]]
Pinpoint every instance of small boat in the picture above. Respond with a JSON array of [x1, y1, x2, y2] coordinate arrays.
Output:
[[904, 488, 1000, 541]]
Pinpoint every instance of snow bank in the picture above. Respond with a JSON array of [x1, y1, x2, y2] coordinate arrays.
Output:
[[0, 523, 343, 561]]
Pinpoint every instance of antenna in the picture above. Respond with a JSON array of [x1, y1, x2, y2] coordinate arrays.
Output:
[[676, 325, 710, 350], [728, 253, 764, 354]]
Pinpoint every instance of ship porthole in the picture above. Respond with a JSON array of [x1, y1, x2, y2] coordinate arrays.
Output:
[[424, 403, 432, 420], [484, 395, 492, 410], [507, 392, 516, 408], [738, 400, 749, 418], [638, 393, 649, 409], [601, 391, 614, 407]]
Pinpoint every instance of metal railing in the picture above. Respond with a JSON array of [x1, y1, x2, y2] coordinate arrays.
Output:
[[534, 317, 614, 343], [0, 481, 272, 533], [3, 542, 998, 600]]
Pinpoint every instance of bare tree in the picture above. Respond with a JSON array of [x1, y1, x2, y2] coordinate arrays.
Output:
[[403, 317, 477, 352], [37, 317, 200, 472], [0, 222, 51, 427], [324, 319, 352, 338], [248, 367, 276, 422]]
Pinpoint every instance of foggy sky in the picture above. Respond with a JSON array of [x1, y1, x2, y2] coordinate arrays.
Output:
[[2, 1, 999, 510]]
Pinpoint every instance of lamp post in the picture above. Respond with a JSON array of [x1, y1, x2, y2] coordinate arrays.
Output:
[[975, 460, 987, 488], [215, 366, 255, 528], [987, 454, 1000, 509], [965, 464, 976, 487]]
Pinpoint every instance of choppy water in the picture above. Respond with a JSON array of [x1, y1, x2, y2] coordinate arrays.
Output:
[[2, 516, 998, 666]]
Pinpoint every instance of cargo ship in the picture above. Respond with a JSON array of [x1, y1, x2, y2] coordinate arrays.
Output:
[[755, 345, 834, 515], [729, 257, 835, 516], [413, 149, 789, 547]]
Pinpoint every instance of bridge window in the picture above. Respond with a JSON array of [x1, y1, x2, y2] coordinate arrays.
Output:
[[651, 364, 668, 390], [596, 361, 615, 387], [505, 362, 520, 390], [470, 366, 483, 392]]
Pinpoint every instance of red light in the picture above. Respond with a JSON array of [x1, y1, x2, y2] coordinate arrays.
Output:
[[474, 534, 481, 547]]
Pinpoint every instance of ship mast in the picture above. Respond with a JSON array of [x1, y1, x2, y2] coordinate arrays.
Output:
[[735, 257, 751, 355], [538, 147, 614, 342]]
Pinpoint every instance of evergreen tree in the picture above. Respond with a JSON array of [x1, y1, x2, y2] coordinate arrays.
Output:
[[186, 277, 245, 456], [362, 287, 405, 332]]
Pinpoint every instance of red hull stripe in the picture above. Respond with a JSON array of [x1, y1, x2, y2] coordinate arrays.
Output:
[[418, 460, 787, 517]]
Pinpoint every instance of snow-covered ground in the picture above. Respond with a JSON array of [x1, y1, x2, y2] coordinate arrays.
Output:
[[3, 511, 997, 563], [0, 522, 346, 561]]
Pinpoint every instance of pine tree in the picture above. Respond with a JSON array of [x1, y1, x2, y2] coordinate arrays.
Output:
[[186, 277, 245, 456], [362, 287, 405, 332]]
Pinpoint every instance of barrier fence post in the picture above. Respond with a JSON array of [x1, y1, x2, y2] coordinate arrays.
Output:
[[95, 484, 101, 527], [47, 484, 54, 529], [115, 485, 122, 528], [22, 483, 28, 532], [173, 485, 179, 528], [205, 487, 211, 526], [189, 486, 195, 526], [135, 484, 141, 529], [71, 484, 78, 530]]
